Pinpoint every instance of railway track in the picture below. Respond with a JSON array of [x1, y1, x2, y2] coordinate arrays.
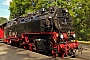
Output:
[[0, 42, 89, 60]]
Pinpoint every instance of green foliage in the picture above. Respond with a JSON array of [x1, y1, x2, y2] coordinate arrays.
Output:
[[0, 17, 8, 24], [9, 0, 48, 19], [9, 0, 90, 41]]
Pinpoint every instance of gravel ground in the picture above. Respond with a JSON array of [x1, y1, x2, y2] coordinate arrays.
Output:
[[76, 43, 90, 60], [0, 43, 89, 60]]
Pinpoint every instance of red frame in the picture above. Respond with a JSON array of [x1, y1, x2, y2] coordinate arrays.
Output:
[[4, 32, 79, 58]]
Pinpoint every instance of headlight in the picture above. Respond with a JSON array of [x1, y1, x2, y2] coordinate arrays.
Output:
[[49, 16, 52, 18], [60, 34, 63, 39], [73, 34, 76, 38]]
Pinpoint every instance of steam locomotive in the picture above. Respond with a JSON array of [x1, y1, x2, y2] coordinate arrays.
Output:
[[0, 7, 78, 58]]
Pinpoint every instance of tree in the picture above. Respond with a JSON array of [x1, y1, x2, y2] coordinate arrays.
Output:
[[9, 0, 48, 19], [0, 17, 8, 24]]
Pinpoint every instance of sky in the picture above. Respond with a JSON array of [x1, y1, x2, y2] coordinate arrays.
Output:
[[0, 0, 12, 20]]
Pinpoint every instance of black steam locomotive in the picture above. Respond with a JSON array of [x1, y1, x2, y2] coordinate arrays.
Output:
[[3, 7, 78, 58], [5, 7, 72, 37]]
